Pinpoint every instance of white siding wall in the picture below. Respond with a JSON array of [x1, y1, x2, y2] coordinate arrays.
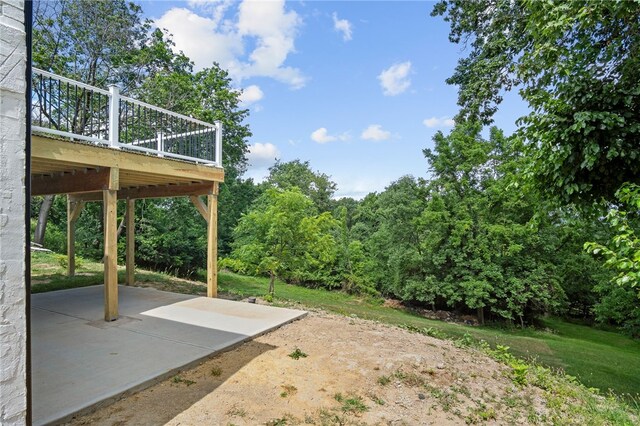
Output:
[[0, 0, 28, 424]]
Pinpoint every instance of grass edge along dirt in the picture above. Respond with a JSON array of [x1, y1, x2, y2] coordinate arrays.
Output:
[[31, 251, 640, 423]]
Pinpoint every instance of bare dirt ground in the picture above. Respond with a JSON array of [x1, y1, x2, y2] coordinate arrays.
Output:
[[66, 311, 548, 426]]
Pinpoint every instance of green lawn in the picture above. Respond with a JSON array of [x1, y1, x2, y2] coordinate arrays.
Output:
[[31, 251, 640, 400]]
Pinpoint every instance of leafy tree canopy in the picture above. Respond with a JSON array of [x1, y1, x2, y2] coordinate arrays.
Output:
[[266, 160, 337, 212], [227, 188, 338, 294], [433, 0, 640, 205]]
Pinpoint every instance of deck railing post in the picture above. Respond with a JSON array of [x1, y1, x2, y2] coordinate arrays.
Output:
[[157, 132, 164, 157], [215, 121, 223, 167], [108, 85, 120, 148]]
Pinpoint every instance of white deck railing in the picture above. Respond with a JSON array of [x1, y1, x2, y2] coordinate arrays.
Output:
[[31, 68, 222, 167]]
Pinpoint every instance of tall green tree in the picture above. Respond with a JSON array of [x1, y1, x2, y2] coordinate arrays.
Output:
[[32, 0, 253, 264], [266, 160, 337, 212], [32, 0, 190, 246], [227, 188, 338, 294], [433, 0, 640, 205]]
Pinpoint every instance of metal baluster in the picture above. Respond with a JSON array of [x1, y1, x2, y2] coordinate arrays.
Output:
[[47, 77, 52, 129], [89, 86, 94, 137], [56, 79, 61, 133]]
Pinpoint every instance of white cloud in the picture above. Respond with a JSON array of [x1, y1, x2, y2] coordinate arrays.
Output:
[[332, 12, 352, 41], [247, 142, 279, 168], [155, 8, 243, 72], [361, 124, 391, 141], [239, 85, 264, 105], [311, 127, 350, 144], [187, 0, 234, 25], [377, 61, 412, 96], [311, 128, 336, 143], [423, 116, 455, 128], [233, 0, 306, 88], [155, 0, 306, 89]]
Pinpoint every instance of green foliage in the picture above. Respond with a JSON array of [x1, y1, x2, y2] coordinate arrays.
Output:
[[433, 0, 640, 205], [586, 184, 640, 293], [287, 348, 308, 360], [584, 184, 640, 335], [266, 159, 337, 212], [376, 375, 391, 386], [171, 375, 196, 386], [134, 198, 207, 277], [33, 0, 155, 88], [359, 123, 569, 324], [228, 188, 339, 293], [56, 254, 84, 270], [333, 393, 368, 414]]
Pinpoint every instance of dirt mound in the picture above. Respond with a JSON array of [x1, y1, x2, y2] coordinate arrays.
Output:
[[66, 312, 547, 425]]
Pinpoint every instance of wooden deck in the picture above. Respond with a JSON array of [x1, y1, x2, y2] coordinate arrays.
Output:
[[31, 135, 224, 320]]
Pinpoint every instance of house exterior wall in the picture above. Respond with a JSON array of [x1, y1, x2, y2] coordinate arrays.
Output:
[[0, 0, 28, 424]]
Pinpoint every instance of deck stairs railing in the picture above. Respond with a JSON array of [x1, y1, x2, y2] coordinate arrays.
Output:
[[31, 68, 222, 167]]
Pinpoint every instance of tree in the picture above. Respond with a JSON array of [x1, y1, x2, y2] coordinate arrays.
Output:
[[585, 184, 640, 297], [266, 160, 337, 212], [32, 0, 185, 247], [32, 1, 253, 258], [433, 0, 640, 205], [227, 188, 338, 294], [356, 124, 567, 324], [139, 64, 251, 176], [421, 124, 567, 324]]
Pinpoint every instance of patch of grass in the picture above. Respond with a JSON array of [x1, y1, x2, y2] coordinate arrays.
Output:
[[393, 369, 427, 387], [334, 393, 368, 414], [467, 405, 497, 423], [368, 393, 385, 406], [377, 375, 391, 386], [31, 251, 205, 295], [288, 347, 307, 360], [172, 375, 196, 386], [210, 366, 222, 377]]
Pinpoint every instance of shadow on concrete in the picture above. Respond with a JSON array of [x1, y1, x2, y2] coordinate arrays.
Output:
[[68, 339, 278, 425]]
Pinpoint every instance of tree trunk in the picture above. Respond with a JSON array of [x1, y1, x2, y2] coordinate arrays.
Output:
[[117, 204, 127, 239], [477, 306, 485, 325], [268, 272, 275, 295], [34, 195, 55, 246]]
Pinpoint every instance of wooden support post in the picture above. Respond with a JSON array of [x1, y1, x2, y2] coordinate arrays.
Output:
[[207, 183, 219, 298], [103, 168, 119, 321], [125, 198, 135, 286], [66, 196, 85, 277]]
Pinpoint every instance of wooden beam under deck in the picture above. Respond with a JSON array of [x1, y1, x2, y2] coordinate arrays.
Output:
[[69, 182, 217, 202], [32, 135, 224, 183], [32, 167, 118, 196]]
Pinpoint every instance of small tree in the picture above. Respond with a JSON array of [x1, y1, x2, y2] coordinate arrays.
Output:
[[229, 188, 338, 294]]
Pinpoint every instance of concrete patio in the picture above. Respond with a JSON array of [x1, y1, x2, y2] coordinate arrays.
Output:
[[31, 285, 306, 425]]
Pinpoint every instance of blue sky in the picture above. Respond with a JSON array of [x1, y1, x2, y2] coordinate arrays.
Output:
[[140, 0, 528, 198]]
